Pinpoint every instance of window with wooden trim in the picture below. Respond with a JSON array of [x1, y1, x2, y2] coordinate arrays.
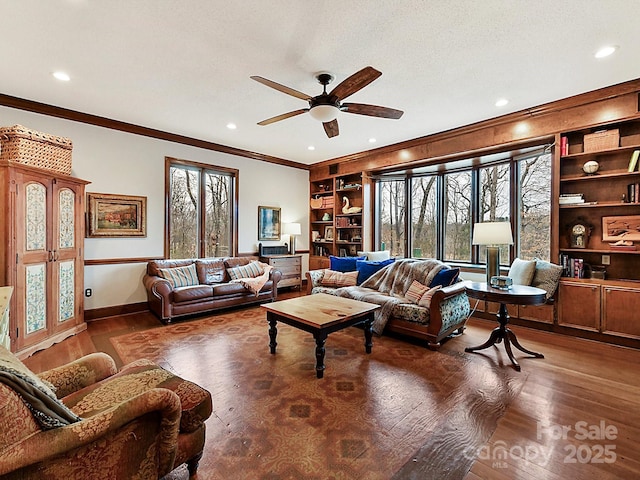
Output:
[[166, 157, 238, 259]]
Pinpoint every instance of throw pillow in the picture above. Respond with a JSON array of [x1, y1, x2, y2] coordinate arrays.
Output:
[[329, 255, 366, 272], [508, 258, 537, 285], [429, 267, 460, 288], [405, 280, 430, 304], [320, 269, 358, 287], [356, 250, 391, 261], [532, 258, 563, 299], [158, 263, 199, 288], [356, 258, 395, 285], [227, 260, 264, 280], [418, 285, 442, 308]]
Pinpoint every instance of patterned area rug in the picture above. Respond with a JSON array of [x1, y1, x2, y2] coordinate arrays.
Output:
[[110, 306, 527, 480]]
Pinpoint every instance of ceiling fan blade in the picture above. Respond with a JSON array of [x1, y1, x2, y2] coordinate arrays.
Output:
[[328, 66, 382, 101], [342, 103, 404, 119], [323, 119, 339, 138], [250, 76, 312, 101], [257, 109, 308, 126]]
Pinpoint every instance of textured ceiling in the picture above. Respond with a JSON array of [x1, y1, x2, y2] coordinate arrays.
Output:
[[1, 1, 639, 165]]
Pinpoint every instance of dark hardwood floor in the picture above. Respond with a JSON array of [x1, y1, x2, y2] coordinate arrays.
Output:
[[23, 294, 640, 480]]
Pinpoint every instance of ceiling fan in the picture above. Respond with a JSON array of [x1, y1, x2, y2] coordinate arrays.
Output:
[[250, 66, 403, 138]]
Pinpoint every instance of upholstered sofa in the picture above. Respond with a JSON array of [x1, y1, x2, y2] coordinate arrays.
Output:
[[144, 256, 282, 323], [306, 258, 471, 349], [0, 345, 212, 479]]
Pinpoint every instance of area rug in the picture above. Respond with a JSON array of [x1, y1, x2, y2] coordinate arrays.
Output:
[[111, 306, 527, 480]]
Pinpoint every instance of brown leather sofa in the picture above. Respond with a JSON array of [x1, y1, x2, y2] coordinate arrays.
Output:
[[143, 257, 281, 323]]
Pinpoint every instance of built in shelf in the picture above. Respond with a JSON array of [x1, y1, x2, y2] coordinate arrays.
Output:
[[560, 248, 640, 255], [559, 201, 637, 209], [561, 144, 640, 160], [561, 170, 640, 182]]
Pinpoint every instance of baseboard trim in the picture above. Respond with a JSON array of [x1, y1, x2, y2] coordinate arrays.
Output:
[[85, 302, 149, 321]]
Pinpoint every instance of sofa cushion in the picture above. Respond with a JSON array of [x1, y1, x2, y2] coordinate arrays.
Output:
[[429, 267, 460, 288], [227, 260, 264, 280], [212, 282, 257, 296], [532, 258, 563, 299], [357, 250, 391, 261], [329, 255, 366, 272], [158, 263, 199, 287], [62, 358, 212, 434], [172, 285, 214, 303], [321, 269, 359, 287], [404, 280, 430, 303], [418, 285, 441, 308], [356, 258, 395, 285], [508, 258, 537, 285], [196, 258, 226, 284], [147, 258, 194, 277], [391, 302, 430, 325]]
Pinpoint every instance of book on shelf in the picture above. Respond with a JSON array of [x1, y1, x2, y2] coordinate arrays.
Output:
[[559, 193, 585, 204], [560, 136, 569, 156], [610, 244, 637, 251], [559, 254, 585, 278], [627, 183, 640, 203], [628, 149, 640, 172]]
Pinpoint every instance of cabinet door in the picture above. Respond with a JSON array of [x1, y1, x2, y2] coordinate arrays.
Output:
[[518, 303, 555, 324], [602, 286, 640, 340], [51, 180, 84, 332], [14, 178, 51, 351], [557, 282, 601, 331]]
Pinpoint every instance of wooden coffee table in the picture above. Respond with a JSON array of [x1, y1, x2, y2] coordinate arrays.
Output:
[[261, 293, 380, 378]]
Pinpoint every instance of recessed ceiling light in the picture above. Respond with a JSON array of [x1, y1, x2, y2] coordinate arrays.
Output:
[[52, 71, 70, 82], [226, 123, 237, 130], [595, 45, 617, 58], [369, 138, 377, 143], [307, 146, 315, 151], [495, 98, 509, 107]]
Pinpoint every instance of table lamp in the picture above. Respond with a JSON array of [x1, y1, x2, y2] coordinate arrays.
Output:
[[472, 222, 513, 284], [283, 222, 301, 255]]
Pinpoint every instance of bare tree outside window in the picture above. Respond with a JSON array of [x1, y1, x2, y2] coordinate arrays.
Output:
[[479, 164, 510, 263], [167, 159, 236, 259], [378, 179, 406, 257], [444, 171, 472, 262], [519, 153, 552, 261], [411, 176, 437, 258]]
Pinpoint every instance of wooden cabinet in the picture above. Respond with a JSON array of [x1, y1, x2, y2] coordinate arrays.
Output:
[[602, 285, 640, 340], [0, 163, 89, 358], [260, 255, 301, 289], [557, 281, 601, 331], [309, 173, 364, 270]]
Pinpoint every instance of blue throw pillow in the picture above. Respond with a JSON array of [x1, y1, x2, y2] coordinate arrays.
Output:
[[329, 255, 366, 272], [429, 267, 460, 288], [356, 258, 395, 285]]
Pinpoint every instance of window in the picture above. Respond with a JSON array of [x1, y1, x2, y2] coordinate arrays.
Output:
[[374, 145, 552, 264], [166, 157, 237, 259], [378, 178, 406, 257]]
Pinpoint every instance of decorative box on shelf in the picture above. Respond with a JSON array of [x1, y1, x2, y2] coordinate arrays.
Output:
[[583, 129, 619, 153]]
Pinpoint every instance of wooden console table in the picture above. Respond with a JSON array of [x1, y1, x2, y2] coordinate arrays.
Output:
[[463, 281, 547, 371]]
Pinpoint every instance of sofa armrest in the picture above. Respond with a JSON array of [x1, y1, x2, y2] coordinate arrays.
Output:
[[305, 269, 325, 294], [270, 269, 282, 299], [0, 388, 182, 477], [427, 283, 470, 342], [38, 352, 118, 398], [143, 274, 174, 320]]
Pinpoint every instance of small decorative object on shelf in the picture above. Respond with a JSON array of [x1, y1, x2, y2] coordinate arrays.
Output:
[[582, 160, 599, 174], [490, 275, 513, 289], [567, 218, 592, 248], [322, 212, 332, 221], [583, 129, 619, 153], [342, 197, 362, 214]]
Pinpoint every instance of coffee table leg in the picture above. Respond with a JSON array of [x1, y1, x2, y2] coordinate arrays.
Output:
[[268, 314, 278, 354], [364, 315, 373, 354], [314, 333, 327, 379]]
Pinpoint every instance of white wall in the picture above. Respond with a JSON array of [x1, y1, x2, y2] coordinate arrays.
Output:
[[1, 106, 309, 310]]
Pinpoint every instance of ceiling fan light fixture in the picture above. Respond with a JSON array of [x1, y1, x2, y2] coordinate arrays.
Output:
[[309, 105, 340, 123]]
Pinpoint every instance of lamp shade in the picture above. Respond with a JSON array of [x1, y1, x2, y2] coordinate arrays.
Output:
[[472, 222, 513, 245], [309, 105, 339, 122], [283, 222, 301, 236]]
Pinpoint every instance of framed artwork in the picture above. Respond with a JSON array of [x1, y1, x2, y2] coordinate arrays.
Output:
[[602, 215, 640, 242], [86, 193, 146, 237], [258, 206, 281, 241], [325, 226, 334, 240]]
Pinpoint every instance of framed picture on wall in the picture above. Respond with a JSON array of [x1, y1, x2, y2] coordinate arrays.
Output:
[[258, 206, 281, 241], [86, 193, 147, 237]]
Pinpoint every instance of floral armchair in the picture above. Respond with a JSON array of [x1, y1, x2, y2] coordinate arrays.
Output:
[[0, 346, 212, 479]]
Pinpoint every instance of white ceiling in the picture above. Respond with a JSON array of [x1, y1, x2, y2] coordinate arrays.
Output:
[[2, 1, 640, 166]]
